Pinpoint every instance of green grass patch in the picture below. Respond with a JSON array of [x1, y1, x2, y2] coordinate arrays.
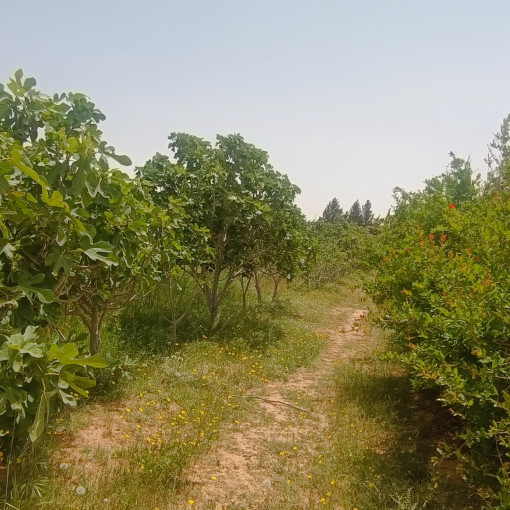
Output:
[[3, 284, 336, 509], [310, 354, 481, 510]]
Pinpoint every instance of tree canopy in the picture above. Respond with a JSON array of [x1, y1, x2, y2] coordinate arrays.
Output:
[[321, 197, 343, 222], [139, 132, 303, 319]]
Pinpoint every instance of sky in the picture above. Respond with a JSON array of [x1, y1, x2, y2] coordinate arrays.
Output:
[[3, 1, 510, 218]]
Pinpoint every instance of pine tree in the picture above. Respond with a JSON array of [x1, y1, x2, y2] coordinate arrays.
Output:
[[321, 197, 343, 222], [348, 200, 363, 225], [361, 200, 374, 226]]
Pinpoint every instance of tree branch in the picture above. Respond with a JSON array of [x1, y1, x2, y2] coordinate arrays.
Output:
[[230, 394, 311, 414]]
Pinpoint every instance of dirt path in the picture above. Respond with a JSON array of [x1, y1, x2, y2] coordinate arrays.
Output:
[[174, 306, 374, 509]]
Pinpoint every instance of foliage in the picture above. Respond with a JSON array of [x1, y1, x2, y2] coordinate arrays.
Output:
[[306, 218, 377, 288], [0, 70, 168, 447], [367, 143, 510, 507], [139, 133, 304, 319], [361, 199, 374, 226], [0, 70, 181, 354], [321, 197, 343, 222], [348, 199, 363, 225], [0, 326, 105, 446]]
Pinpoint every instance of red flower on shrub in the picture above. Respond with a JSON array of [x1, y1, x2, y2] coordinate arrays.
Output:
[[449, 203, 455, 210], [440, 234, 447, 243]]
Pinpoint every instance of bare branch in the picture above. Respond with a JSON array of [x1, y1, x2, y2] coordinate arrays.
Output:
[[230, 395, 311, 414]]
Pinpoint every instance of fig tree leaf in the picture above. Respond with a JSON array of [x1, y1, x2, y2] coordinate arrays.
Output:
[[109, 153, 132, 166]]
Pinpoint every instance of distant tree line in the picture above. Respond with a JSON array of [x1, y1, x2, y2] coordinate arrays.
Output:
[[320, 197, 374, 226]]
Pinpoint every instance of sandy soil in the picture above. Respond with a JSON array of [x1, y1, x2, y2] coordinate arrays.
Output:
[[174, 306, 373, 509]]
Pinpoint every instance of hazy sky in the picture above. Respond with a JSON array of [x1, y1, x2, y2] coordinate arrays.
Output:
[[4, 1, 510, 218]]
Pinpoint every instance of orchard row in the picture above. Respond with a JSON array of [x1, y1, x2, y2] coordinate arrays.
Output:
[[367, 128, 510, 508], [0, 71, 371, 444]]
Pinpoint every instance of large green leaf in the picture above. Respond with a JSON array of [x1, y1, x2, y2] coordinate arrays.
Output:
[[0, 343, 9, 361], [0, 175, 9, 193], [60, 370, 97, 396], [109, 153, 132, 166], [19, 342, 44, 358], [58, 389, 77, 406], [48, 343, 79, 363], [0, 98, 10, 118], [69, 353, 107, 368], [46, 245, 76, 274], [46, 190, 67, 208], [49, 343, 106, 368], [28, 390, 57, 442], [71, 164, 87, 196], [16, 273, 54, 304], [79, 238, 118, 266], [0, 242, 16, 259], [71, 216, 87, 235], [23, 77, 36, 91], [67, 137, 80, 153]]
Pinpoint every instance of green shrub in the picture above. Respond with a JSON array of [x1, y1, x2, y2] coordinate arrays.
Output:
[[367, 152, 510, 506], [0, 326, 105, 447]]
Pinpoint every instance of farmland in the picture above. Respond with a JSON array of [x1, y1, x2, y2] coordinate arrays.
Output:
[[1, 72, 509, 508]]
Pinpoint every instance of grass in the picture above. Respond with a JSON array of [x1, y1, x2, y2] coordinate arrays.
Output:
[[1, 280, 481, 509], [306, 345, 481, 509], [228, 330, 481, 510], [2, 280, 341, 509]]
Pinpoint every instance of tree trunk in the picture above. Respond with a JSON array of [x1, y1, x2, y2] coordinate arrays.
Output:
[[168, 276, 179, 340], [209, 294, 220, 321], [73, 302, 104, 355], [272, 275, 283, 301], [240, 275, 252, 312], [254, 271, 262, 304], [202, 284, 221, 322], [88, 318, 102, 355], [207, 234, 226, 321]]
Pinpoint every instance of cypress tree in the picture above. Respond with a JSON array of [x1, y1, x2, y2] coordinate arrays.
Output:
[[321, 197, 342, 222], [348, 200, 363, 225], [361, 200, 374, 226]]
